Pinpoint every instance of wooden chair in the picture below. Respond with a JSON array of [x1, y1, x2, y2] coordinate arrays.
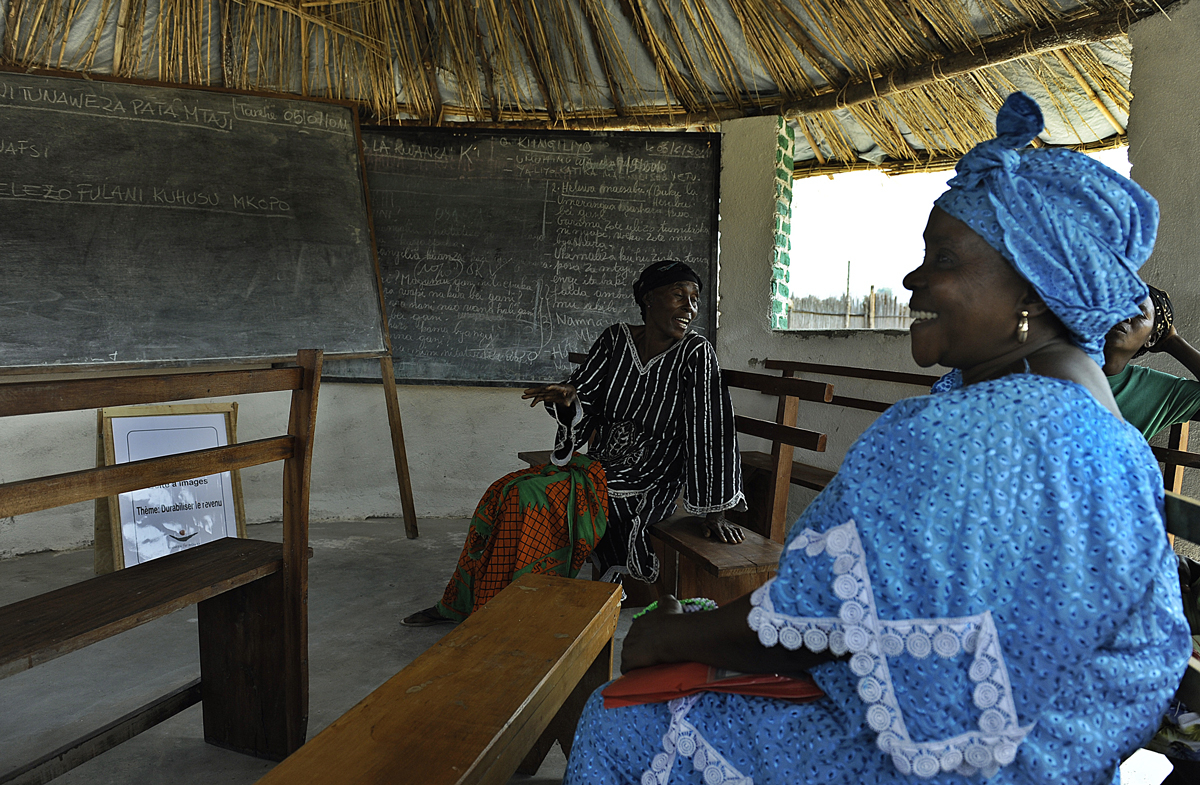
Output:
[[1156, 421, 1199, 493], [253, 572, 621, 785], [0, 351, 322, 783]]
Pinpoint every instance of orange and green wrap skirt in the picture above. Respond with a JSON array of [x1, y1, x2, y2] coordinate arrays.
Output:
[[436, 454, 608, 622]]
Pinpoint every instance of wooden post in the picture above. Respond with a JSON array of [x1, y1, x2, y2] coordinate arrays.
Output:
[[844, 261, 851, 329], [380, 356, 419, 538]]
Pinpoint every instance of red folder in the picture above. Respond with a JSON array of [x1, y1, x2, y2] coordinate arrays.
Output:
[[602, 661, 824, 708]]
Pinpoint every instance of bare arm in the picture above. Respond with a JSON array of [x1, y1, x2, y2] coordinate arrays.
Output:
[[620, 594, 842, 677], [1153, 328, 1200, 381]]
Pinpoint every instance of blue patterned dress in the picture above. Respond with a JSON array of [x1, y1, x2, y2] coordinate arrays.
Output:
[[565, 374, 1189, 784]]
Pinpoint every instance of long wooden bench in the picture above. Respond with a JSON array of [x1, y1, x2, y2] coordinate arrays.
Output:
[[254, 572, 621, 785], [521, 359, 833, 605], [0, 351, 322, 783]]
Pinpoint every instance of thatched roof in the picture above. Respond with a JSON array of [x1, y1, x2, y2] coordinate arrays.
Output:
[[1, 0, 1172, 177]]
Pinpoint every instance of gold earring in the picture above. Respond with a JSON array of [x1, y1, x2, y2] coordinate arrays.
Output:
[[1017, 310, 1029, 344]]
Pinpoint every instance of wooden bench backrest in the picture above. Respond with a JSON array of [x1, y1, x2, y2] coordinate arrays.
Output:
[[766, 358, 1200, 494], [1158, 422, 1196, 493], [763, 359, 939, 413], [0, 350, 322, 758]]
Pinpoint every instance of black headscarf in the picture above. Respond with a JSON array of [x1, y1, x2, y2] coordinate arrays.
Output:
[[632, 260, 702, 319]]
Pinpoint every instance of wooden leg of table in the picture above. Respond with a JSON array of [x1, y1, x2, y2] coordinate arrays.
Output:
[[380, 356, 419, 538], [198, 573, 291, 760], [516, 639, 613, 775]]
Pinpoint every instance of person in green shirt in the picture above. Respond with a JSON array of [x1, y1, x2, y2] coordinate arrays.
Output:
[[1104, 285, 1200, 439]]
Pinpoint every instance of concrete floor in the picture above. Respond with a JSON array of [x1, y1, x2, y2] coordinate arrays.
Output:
[[0, 518, 634, 785]]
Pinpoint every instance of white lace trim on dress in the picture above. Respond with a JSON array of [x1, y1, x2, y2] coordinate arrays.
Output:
[[747, 519, 1034, 780], [642, 695, 753, 785]]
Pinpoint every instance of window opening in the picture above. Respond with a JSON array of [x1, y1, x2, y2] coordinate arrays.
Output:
[[782, 147, 1131, 331]]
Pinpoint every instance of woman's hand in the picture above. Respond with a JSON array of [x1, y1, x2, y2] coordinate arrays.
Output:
[[701, 512, 744, 544], [620, 593, 839, 677], [620, 595, 683, 672], [1149, 324, 1179, 353], [520, 383, 577, 408]]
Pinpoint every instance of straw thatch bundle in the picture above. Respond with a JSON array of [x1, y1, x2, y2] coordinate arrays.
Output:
[[0, 0, 1167, 177]]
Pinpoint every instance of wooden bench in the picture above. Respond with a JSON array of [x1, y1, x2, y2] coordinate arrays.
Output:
[[521, 359, 833, 605], [737, 360, 939, 541], [0, 350, 322, 783], [254, 572, 621, 785], [1155, 420, 1200, 493]]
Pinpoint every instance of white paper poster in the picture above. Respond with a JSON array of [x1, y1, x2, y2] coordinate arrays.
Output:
[[111, 413, 239, 566]]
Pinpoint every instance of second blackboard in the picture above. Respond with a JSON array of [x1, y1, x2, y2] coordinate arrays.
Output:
[[331, 128, 719, 384]]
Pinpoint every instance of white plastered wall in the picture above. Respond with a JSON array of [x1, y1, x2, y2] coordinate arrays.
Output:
[[1128, 0, 1200, 492], [1129, 0, 1200, 373], [0, 382, 556, 558]]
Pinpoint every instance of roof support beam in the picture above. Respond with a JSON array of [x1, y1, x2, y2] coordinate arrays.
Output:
[[410, 2, 445, 125], [765, 0, 845, 85], [508, 0, 558, 122], [777, 2, 1179, 119], [579, 0, 626, 117], [1052, 49, 1126, 134], [473, 17, 502, 123], [791, 133, 1128, 179]]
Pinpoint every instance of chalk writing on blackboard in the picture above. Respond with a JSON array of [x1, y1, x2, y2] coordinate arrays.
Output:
[[327, 128, 718, 385], [0, 72, 384, 369]]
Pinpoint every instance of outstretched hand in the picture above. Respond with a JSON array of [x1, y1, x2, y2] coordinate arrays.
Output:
[[700, 513, 744, 544], [521, 383, 578, 408]]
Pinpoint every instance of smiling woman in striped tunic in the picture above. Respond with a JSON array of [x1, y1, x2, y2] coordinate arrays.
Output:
[[401, 260, 745, 627], [527, 259, 747, 586]]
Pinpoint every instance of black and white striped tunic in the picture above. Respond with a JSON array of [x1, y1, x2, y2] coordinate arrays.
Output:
[[548, 324, 743, 582]]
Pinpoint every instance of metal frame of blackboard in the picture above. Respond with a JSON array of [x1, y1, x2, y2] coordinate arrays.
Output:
[[335, 125, 721, 387], [0, 66, 419, 537]]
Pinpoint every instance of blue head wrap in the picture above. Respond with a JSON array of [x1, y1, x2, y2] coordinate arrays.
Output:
[[934, 92, 1157, 364]]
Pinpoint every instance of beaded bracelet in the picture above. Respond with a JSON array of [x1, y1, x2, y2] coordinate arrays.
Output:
[[631, 597, 717, 620]]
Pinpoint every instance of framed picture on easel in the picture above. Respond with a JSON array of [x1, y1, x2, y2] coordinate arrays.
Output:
[[95, 403, 247, 573]]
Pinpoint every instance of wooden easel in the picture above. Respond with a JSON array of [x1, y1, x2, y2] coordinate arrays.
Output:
[[379, 356, 419, 538], [354, 110, 419, 539]]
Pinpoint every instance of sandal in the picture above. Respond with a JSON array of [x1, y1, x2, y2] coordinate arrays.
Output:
[[401, 606, 455, 627]]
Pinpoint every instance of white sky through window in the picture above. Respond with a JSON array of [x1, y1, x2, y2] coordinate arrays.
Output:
[[787, 147, 1133, 306]]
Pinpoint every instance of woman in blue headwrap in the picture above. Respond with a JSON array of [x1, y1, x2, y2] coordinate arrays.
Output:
[[563, 93, 1190, 784]]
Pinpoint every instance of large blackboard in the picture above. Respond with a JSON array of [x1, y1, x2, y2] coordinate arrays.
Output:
[[0, 72, 385, 369], [327, 128, 718, 384]]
